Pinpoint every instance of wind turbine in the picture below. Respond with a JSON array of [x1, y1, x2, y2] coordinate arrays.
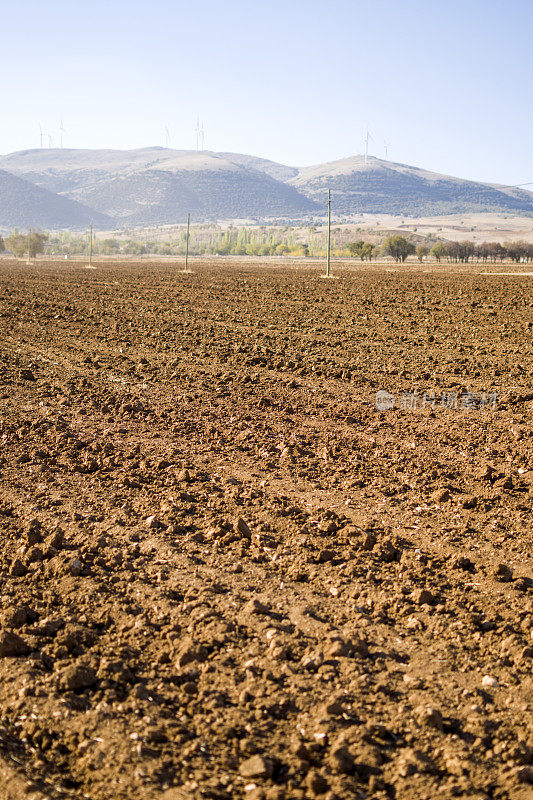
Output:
[[200, 121, 205, 151], [364, 129, 373, 164], [39, 124, 43, 149], [195, 116, 200, 151], [165, 126, 170, 148], [384, 141, 389, 160], [48, 135, 53, 148], [59, 118, 65, 149]]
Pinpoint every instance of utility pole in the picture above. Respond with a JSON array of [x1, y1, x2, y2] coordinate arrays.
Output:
[[326, 189, 331, 277], [185, 213, 190, 272], [89, 222, 93, 266], [27, 230, 32, 265]]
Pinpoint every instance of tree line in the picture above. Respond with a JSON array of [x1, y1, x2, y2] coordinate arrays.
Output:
[[1, 229, 532, 263], [351, 236, 533, 263], [422, 239, 533, 263]]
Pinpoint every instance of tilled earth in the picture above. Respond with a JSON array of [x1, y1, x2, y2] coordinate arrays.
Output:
[[0, 259, 532, 800]]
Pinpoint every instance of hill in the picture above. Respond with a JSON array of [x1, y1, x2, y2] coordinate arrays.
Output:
[[0, 148, 531, 228], [0, 149, 316, 225], [0, 168, 113, 230], [290, 155, 533, 216]]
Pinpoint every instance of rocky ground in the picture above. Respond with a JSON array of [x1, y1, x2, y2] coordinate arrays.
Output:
[[0, 259, 532, 800]]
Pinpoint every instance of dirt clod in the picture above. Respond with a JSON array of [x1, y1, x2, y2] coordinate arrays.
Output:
[[0, 631, 30, 657], [239, 755, 273, 779]]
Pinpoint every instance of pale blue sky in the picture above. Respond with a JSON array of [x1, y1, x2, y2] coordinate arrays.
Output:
[[1, 0, 531, 185]]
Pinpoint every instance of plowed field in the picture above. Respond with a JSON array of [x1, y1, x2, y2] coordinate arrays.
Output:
[[0, 259, 532, 800]]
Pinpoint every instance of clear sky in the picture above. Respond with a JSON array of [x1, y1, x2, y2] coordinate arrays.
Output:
[[1, 0, 531, 185]]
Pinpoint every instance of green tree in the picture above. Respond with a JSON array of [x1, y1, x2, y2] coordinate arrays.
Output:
[[6, 232, 28, 257], [347, 240, 365, 258], [6, 230, 47, 258], [382, 235, 415, 262], [416, 244, 429, 262], [0, 235, 5, 253], [430, 243, 447, 263], [361, 242, 376, 261]]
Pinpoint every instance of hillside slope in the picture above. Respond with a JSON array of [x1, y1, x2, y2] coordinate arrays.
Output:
[[0, 169, 112, 230], [290, 155, 533, 216]]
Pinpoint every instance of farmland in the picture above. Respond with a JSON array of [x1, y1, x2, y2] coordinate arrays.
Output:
[[0, 259, 532, 800]]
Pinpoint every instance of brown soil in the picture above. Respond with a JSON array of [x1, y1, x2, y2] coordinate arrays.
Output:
[[0, 259, 532, 800]]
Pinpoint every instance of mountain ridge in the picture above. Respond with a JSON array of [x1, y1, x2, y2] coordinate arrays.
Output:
[[0, 147, 531, 229]]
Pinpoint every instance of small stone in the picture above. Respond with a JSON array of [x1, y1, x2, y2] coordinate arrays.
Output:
[[304, 769, 329, 796], [58, 663, 97, 691], [146, 514, 163, 530], [177, 468, 191, 483], [67, 557, 83, 576], [481, 675, 498, 688], [494, 563, 513, 582], [239, 754, 273, 779], [0, 631, 30, 657]]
